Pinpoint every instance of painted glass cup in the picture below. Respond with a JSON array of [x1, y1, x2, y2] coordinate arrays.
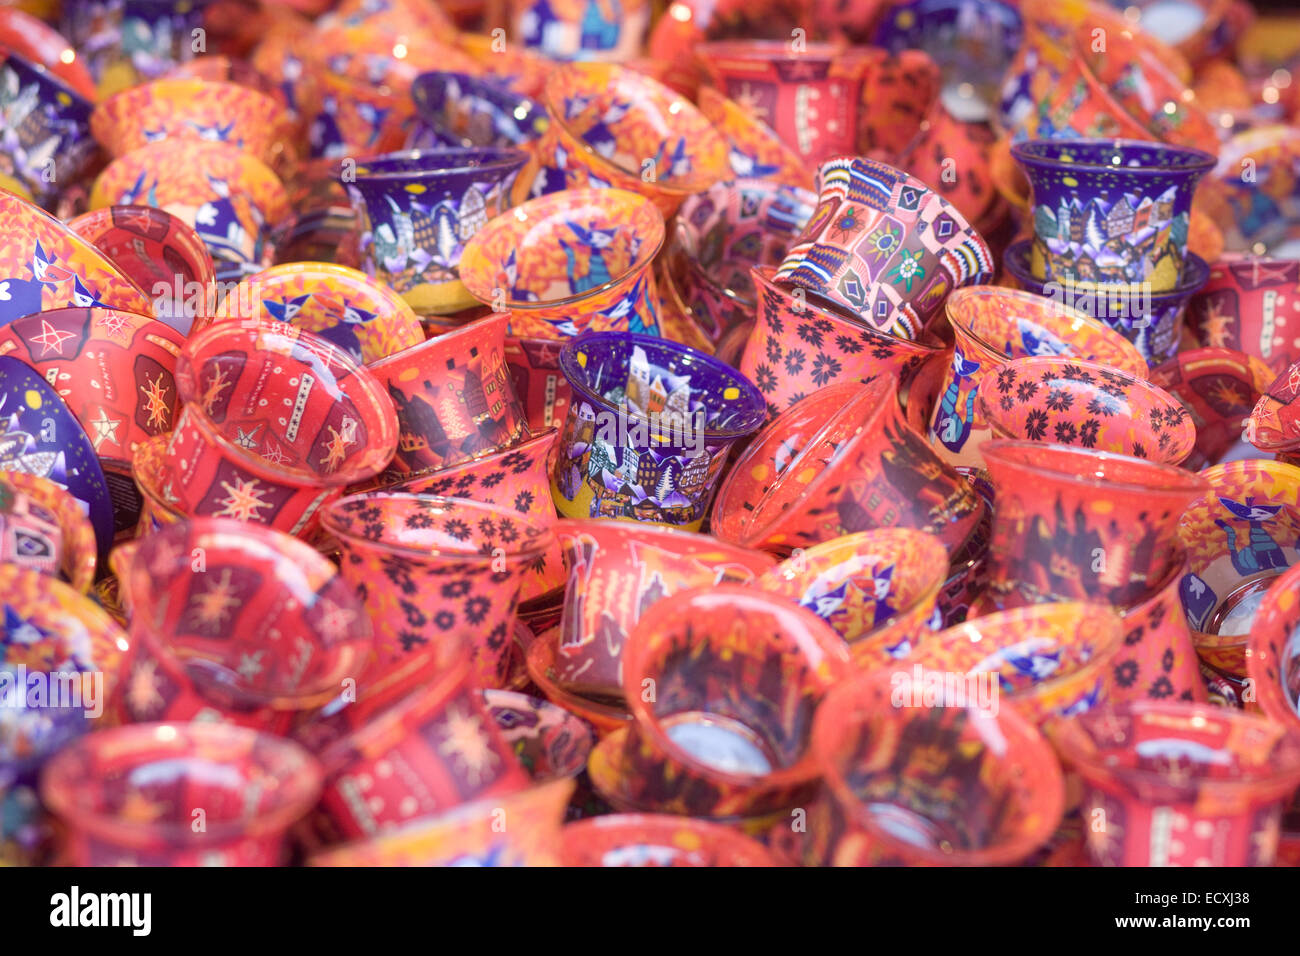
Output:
[[209, 262, 424, 366], [1248, 561, 1300, 737], [1003, 237, 1210, 364], [41, 722, 322, 866], [322, 493, 555, 689], [552, 518, 776, 700], [741, 264, 941, 418], [980, 440, 1209, 610], [1011, 138, 1217, 292], [410, 71, 548, 150], [344, 148, 528, 317], [696, 40, 865, 165], [805, 666, 1064, 866], [758, 528, 949, 668], [367, 312, 529, 479], [561, 814, 777, 866], [551, 331, 766, 530], [1053, 702, 1300, 866], [710, 378, 986, 557], [1178, 459, 1300, 689], [976, 356, 1196, 465], [1185, 255, 1300, 378], [522, 62, 729, 219], [927, 285, 1149, 467], [774, 155, 995, 340], [618, 584, 853, 818], [662, 178, 815, 345], [66, 205, 216, 333], [0, 50, 95, 206], [166, 318, 399, 537], [459, 187, 664, 340]]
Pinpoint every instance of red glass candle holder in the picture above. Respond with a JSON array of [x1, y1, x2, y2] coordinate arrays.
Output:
[[40, 722, 323, 866], [167, 318, 398, 537], [552, 519, 775, 701], [710, 378, 986, 556], [110, 516, 373, 730], [561, 813, 778, 866], [1053, 701, 1300, 866], [618, 584, 852, 818], [980, 440, 1209, 610], [806, 666, 1065, 865]]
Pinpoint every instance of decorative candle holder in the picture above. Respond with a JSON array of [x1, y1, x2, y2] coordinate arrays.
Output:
[[758, 528, 949, 667], [209, 262, 424, 366], [806, 666, 1065, 866], [774, 155, 994, 340], [975, 356, 1196, 464], [40, 722, 322, 866], [521, 62, 728, 219], [367, 312, 529, 479], [1011, 138, 1216, 292], [410, 71, 548, 150], [110, 517, 374, 730], [0, 50, 95, 206], [980, 439, 1209, 610], [166, 318, 398, 537], [741, 265, 942, 418], [1149, 347, 1273, 471], [0, 190, 154, 327], [1003, 238, 1210, 363], [66, 206, 216, 333], [321, 493, 554, 689], [459, 186, 665, 340], [711, 378, 986, 556], [1053, 701, 1300, 866], [551, 331, 766, 530], [927, 285, 1149, 467], [0, 307, 185, 536], [551, 518, 775, 700], [618, 585, 852, 818], [344, 148, 529, 317], [0, 472, 97, 592], [1178, 459, 1300, 686], [0, 355, 115, 561], [662, 178, 815, 345]]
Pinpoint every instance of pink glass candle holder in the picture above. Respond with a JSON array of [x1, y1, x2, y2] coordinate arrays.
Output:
[[806, 666, 1065, 865], [110, 517, 374, 731], [1053, 701, 1300, 866], [40, 722, 323, 866], [321, 493, 555, 690], [618, 584, 852, 818]]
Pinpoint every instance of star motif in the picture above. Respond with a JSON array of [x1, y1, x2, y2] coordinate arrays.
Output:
[[234, 424, 262, 450], [236, 651, 264, 681], [214, 475, 273, 522], [314, 598, 357, 643], [88, 407, 122, 451], [31, 319, 75, 356], [199, 366, 232, 416], [189, 568, 241, 626], [320, 417, 358, 473], [125, 656, 166, 716], [138, 372, 172, 431], [94, 311, 131, 341], [262, 443, 290, 466], [436, 704, 498, 787]]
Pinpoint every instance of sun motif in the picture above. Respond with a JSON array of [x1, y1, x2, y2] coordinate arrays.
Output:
[[320, 417, 359, 473], [125, 657, 166, 717], [214, 475, 273, 522], [313, 598, 357, 643], [436, 704, 498, 787], [1197, 300, 1235, 348], [189, 568, 241, 627], [138, 372, 173, 431], [199, 365, 232, 416]]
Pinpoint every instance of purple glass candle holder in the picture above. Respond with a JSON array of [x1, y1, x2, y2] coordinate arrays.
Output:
[[410, 72, 547, 150], [1010, 138, 1216, 292], [551, 331, 766, 531], [343, 147, 528, 316], [1004, 238, 1210, 364]]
